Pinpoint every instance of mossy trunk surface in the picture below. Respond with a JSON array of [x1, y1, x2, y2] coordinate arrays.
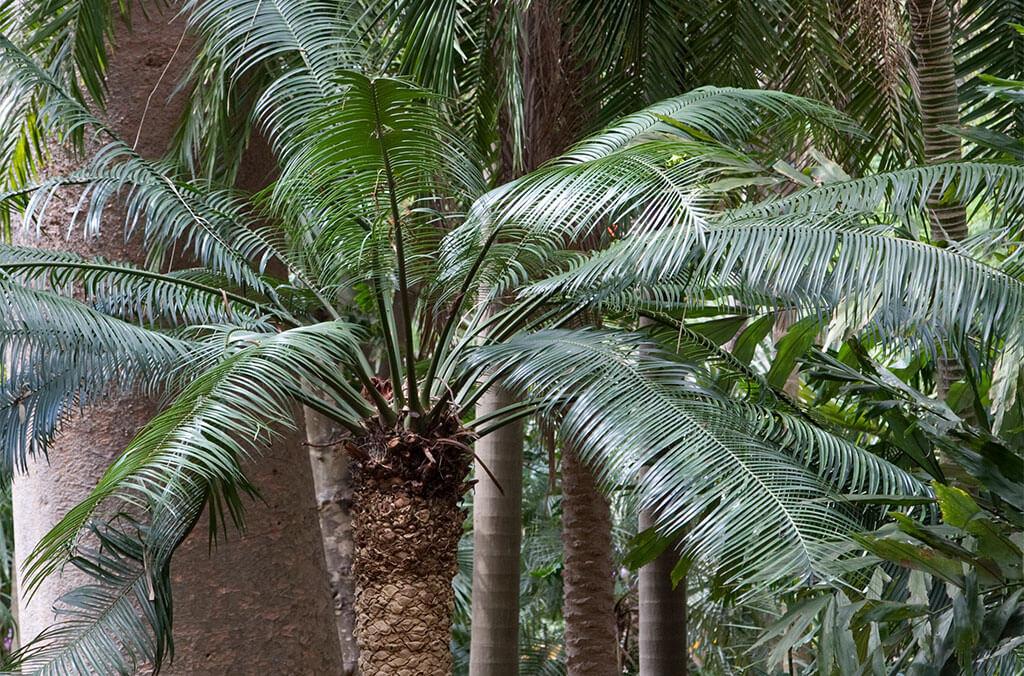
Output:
[[349, 415, 473, 675]]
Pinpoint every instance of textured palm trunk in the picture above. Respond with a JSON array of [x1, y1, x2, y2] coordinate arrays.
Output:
[[561, 446, 619, 675], [638, 508, 687, 676], [906, 0, 968, 395], [469, 385, 524, 675], [349, 417, 474, 675], [11, 7, 341, 671], [304, 403, 359, 675]]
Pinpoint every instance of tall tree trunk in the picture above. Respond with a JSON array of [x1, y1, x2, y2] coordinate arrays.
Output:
[[469, 0, 581, 668], [907, 0, 967, 396], [561, 446, 619, 675], [638, 508, 687, 676], [11, 8, 341, 671], [469, 385, 524, 675], [304, 402, 359, 675], [907, 0, 968, 242]]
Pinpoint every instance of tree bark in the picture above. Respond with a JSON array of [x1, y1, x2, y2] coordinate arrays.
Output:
[[11, 7, 341, 672], [468, 0, 582, 667], [348, 418, 473, 675], [907, 0, 968, 242], [304, 401, 359, 675], [638, 508, 687, 676], [469, 385, 524, 676], [561, 446, 619, 676], [906, 0, 968, 395]]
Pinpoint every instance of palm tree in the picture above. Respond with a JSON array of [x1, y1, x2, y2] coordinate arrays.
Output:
[[3, 2, 1024, 672]]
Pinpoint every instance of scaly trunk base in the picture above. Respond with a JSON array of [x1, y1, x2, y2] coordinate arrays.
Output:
[[349, 418, 473, 675]]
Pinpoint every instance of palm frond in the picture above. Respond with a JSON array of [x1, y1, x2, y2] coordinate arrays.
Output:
[[22, 321, 370, 596], [472, 328, 860, 589], [0, 245, 283, 328], [526, 211, 1024, 350], [0, 279, 193, 473], [5, 492, 204, 676], [0, 38, 293, 300], [556, 86, 856, 165], [180, 0, 361, 174], [737, 161, 1024, 231], [956, 0, 1024, 157]]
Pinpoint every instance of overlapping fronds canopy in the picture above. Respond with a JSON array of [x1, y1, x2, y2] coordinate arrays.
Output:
[[0, 0, 1022, 671]]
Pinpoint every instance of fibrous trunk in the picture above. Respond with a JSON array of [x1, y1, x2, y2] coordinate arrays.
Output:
[[561, 446, 619, 675], [349, 415, 474, 675], [906, 0, 968, 395]]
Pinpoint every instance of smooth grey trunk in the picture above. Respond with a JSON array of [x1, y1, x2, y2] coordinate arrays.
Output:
[[11, 6, 341, 671], [469, 385, 524, 675], [906, 0, 968, 395], [304, 401, 359, 675], [638, 508, 687, 676]]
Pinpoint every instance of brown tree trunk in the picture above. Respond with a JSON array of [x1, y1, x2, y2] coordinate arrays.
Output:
[[561, 446, 619, 676], [11, 7, 341, 672], [349, 419, 473, 675], [304, 401, 359, 675], [906, 0, 968, 395], [469, 0, 583, 668], [638, 508, 687, 676]]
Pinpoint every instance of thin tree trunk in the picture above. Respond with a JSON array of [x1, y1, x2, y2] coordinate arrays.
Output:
[[906, 0, 968, 395], [305, 402, 359, 675], [561, 446, 619, 675], [11, 7, 341, 671], [469, 0, 580, 667], [638, 507, 687, 676], [469, 385, 524, 675]]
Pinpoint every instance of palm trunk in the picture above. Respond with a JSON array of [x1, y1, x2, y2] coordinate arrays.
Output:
[[561, 446, 619, 675], [12, 8, 341, 670], [906, 0, 968, 395], [638, 507, 687, 676], [304, 403, 359, 675], [349, 418, 474, 675], [469, 385, 524, 675]]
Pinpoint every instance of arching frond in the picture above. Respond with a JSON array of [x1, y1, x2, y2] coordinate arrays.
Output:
[[182, 0, 361, 172], [472, 328, 859, 589], [6, 492, 205, 676], [22, 321, 371, 596], [556, 86, 856, 165], [642, 318, 929, 497], [0, 280, 194, 473], [0, 38, 292, 300], [0, 245, 284, 328], [737, 162, 1024, 233], [526, 211, 1024, 350]]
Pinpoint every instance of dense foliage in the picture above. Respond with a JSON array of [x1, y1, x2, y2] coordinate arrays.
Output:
[[0, 1, 1020, 674]]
